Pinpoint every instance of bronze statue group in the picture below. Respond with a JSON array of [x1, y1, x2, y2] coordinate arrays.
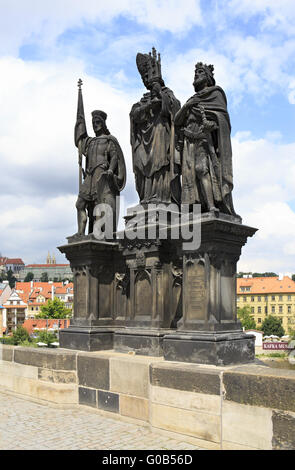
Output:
[[74, 47, 237, 238]]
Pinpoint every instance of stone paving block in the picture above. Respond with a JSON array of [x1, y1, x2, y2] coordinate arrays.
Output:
[[0, 391, 203, 450], [77, 354, 109, 390], [79, 387, 97, 408], [120, 395, 149, 421], [222, 401, 272, 450], [150, 402, 221, 444], [110, 357, 149, 398], [272, 410, 295, 450], [97, 390, 119, 413]]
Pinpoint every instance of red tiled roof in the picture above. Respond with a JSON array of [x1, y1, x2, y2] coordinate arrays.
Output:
[[237, 276, 295, 294], [28, 302, 46, 307], [54, 283, 74, 294], [25, 264, 70, 268], [15, 281, 64, 295], [22, 319, 71, 335], [4, 305, 26, 309], [1, 258, 24, 265]]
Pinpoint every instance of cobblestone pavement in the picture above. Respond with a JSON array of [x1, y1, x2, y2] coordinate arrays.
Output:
[[0, 392, 202, 450]]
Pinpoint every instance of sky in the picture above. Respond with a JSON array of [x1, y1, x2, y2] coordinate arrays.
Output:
[[1, 0, 295, 273]]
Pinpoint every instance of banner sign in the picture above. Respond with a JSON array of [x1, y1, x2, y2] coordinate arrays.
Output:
[[263, 342, 294, 350]]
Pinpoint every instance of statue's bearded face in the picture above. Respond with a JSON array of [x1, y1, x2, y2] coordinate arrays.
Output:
[[193, 67, 208, 91]]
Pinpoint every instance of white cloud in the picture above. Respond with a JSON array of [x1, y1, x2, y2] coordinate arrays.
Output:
[[165, 47, 245, 105], [164, 37, 295, 108], [0, 56, 138, 262], [228, 0, 295, 35], [232, 133, 295, 272], [0, 0, 202, 55]]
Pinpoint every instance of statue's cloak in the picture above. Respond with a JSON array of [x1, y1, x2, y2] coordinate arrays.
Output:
[[130, 86, 180, 203], [175, 86, 234, 210]]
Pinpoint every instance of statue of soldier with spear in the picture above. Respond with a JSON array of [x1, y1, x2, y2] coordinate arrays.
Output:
[[73, 79, 126, 238]]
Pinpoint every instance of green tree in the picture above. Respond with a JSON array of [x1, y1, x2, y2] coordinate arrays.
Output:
[[35, 330, 58, 346], [40, 272, 49, 282], [37, 297, 72, 319], [24, 272, 34, 282], [11, 326, 30, 345], [261, 315, 285, 337], [237, 305, 256, 330], [7, 268, 17, 288]]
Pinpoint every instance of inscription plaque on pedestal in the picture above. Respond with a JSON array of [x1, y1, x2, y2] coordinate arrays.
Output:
[[186, 261, 206, 321]]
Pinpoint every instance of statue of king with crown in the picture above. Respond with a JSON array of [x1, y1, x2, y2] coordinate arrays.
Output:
[[130, 48, 181, 205], [175, 62, 237, 216]]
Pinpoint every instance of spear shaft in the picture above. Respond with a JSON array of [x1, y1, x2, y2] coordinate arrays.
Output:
[[76, 79, 85, 193]]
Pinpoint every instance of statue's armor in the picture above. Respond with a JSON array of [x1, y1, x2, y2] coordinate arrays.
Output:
[[79, 136, 117, 203]]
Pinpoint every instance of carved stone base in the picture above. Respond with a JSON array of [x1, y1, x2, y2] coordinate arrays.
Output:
[[59, 326, 114, 352], [163, 330, 255, 366], [114, 328, 174, 356]]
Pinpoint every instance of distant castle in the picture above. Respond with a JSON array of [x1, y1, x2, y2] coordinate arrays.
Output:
[[46, 252, 56, 265]]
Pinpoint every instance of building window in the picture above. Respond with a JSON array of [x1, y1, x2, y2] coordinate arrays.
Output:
[[243, 297, 247, 302], [258, 307, 261, 313], [288, 295, 292, 301], [251, 296, 255, 302], [279, 295, 283, 301], [265, 296, 268, 301], [288, 305, 291, 313], [258, 296, 261, 302], [279, 305, 283, 313], [251, 307, 255, 313], [258, 318, 262, 323], [272, 306, 275, 313], [272, 295, 275, 301], [265, 306, 268, 314]]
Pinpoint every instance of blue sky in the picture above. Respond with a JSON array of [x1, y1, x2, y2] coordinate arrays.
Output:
[[1, 0, 295, 273]]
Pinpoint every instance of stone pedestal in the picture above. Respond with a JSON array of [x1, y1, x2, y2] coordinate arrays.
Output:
[[114, 328, 173, 356], [57, 211, 257, 364], [113, 205, 183, 355], [58, 238, 126, 351], [163, 216, 257, 365]]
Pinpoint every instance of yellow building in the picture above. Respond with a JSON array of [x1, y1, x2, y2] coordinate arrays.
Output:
[[237, 276, 295, 333]]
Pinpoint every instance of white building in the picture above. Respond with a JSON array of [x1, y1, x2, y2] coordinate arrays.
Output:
[[245, 329, 264, 347]]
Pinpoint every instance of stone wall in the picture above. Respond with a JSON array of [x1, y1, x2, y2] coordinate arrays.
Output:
[[0, 345, 294, 450]]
